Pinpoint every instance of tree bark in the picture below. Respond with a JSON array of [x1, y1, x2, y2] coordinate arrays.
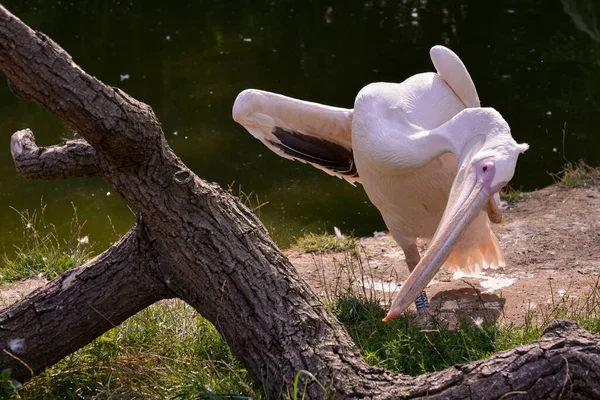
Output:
[[0, 5, 599, 399], [0, 224, 171, 383], [11, 129, 107, 179]]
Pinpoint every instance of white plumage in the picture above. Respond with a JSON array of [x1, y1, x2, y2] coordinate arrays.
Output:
[[233, 45, 528, 320]]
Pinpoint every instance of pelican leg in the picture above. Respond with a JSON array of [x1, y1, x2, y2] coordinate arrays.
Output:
[[398, 239, 431, 312], [414, 291, 429, 310]]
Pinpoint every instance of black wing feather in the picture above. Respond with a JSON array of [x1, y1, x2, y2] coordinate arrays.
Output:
[[268, 127, 358, 178]]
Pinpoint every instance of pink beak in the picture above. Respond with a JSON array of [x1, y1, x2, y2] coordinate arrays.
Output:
[[383, 159, 504, 322]]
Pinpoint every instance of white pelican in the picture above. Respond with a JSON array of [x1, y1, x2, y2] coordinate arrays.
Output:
[[232, 45, 528, 321]]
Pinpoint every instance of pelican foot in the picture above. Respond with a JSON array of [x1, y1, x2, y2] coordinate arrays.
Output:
[[413, 306, 435, 329]]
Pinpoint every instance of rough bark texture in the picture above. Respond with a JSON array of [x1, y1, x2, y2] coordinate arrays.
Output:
[[0, 225, 171, 382], [11, 129, 107, 179], [0, 5, 599, 399]]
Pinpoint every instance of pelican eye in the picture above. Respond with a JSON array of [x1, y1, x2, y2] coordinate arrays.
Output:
[[482, 165, 488, 172]]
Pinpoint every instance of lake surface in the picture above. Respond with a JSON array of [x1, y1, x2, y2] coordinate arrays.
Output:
[[0, 0, 599, 255]]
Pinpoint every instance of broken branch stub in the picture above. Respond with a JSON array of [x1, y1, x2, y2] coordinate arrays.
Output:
[[11, 129, 107, 179]]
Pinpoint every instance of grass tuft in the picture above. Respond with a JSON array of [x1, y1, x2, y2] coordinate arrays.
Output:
[[14, 300, 259, 399], [227, 182, 269, 217], [551, 160, 600, 188], [332, 294, 500, 375], [1, 202, 92, 282], [500, 185, 524, 204], [295, 232, 358, 254]]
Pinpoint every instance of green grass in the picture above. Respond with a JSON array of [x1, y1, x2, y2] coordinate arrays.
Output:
[[1, 202, 92, 282], [500, 185, 524, 204], [13, 288, 599, 399], [3, 205, 600, 399], [333, 294, 501, 375], [295, 232, 358, 254], [333, 282, 600, 376], [11, 300, 258, 400], [551, 160, 600, 188]]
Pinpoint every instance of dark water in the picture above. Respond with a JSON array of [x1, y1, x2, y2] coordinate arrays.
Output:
[[0, 0, 599, 253]]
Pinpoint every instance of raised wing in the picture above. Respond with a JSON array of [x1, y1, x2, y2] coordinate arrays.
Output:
[[430, 46, 504, 220], [430, 45, 480, 108], [232, 89, 359, 183]]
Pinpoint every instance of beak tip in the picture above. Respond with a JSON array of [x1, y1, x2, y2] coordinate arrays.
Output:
[[382, 310, 398, 323]]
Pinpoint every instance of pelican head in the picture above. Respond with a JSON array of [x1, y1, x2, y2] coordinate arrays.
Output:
[[384, 109, 528, 321]]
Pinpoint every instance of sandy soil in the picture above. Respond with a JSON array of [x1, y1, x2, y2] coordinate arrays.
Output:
[[0, 278, 47, 309], [2, 185, 599, 327], [286, 185, 600, 325]]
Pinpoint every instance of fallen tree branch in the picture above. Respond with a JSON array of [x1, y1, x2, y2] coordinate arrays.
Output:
[[0, 224, 171, 383], [11, 129, 106, 179]]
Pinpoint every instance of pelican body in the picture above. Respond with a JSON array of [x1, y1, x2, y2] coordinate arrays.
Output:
[[233, 46, 528, 321]]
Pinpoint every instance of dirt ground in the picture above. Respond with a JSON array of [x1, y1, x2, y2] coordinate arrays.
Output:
[[2, 185, 599, 326], [0, 278, 46, 309], [286, 185, 600, 325]]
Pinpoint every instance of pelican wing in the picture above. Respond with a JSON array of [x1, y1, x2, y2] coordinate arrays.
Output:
[[430, 46, 480, 108], [233, 89, 359, 183], [430, 45, 506, 221]]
